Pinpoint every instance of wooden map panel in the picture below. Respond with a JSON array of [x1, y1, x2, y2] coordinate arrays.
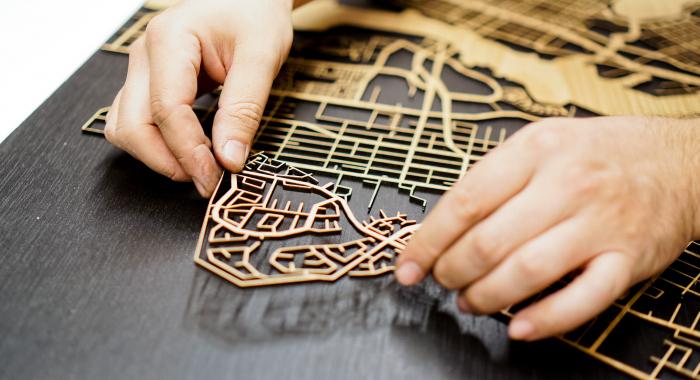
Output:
[[498, 242, 700, 380], [193, 153, 419, 287], [391, 0, 700, 96], [81, 1, 700, 379]]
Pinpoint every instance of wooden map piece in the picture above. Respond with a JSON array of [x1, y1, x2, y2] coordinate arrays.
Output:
[[83, 2, 700, 379], [80, 107, 110, 133], [391, 0, 700, 94], [291, 0, 700, 116], [100, 0, 176, 53], [88, 0, 700, 194], [101, 8, 162, 54], [500, 242, 700, 380], [100, 1, 700, 115], [194, 152, 419, 287], [81, 89, 221, 135]]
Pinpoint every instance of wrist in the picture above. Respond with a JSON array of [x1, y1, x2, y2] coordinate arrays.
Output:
[[656, 117, 700, 240], [684, 118, 700, 240]]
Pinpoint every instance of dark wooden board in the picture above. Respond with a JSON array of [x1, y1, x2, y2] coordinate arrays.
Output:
[[0, 3, 636, 380]]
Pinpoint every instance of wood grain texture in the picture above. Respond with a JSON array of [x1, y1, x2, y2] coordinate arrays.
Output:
[[0, 2, 635, 380]]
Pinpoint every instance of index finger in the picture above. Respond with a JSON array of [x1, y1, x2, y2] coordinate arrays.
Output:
[[146, 14, 222, 197], [395, 134, 536, 285]]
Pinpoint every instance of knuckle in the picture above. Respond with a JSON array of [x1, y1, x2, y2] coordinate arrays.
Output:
[[150, 98, 177, 127], [161, 158, 189, 182], [104, 113, 116, 142], [113, 125, 140, 160], [588, 273, 618, 299], [432, 260, 460, 290], [590, 256, 630, 296], [524, 123, 566, 153], [469, 230, 500, 267], [145, 13, 172, 42], [513, 252, 543, 280], [464, 287, 488, 313], [104, 123, 116, 144], [247, 38, 289, 74], [158, 156, 190, 182], [169, 170, 190, 182], [449, 185, 483, 222], [561, 162, 613, 198], [168, 173, 192, 182], [115, 122, 133, 145], [219, 102, 264, 134]]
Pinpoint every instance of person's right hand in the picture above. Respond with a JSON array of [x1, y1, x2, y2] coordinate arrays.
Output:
[[104, 0, 297, 197]]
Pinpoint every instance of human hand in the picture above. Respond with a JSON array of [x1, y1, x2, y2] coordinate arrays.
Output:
[[104, 0, 300, 197], [395, 116, 700, 341]]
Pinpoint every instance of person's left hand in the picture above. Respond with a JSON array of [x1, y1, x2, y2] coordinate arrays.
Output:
[[394, 115, 700, 341]]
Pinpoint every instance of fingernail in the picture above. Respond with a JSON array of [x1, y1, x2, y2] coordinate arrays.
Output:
[[193, 177, 207, 197], [224, 139, 248, 168], [395, 261, 423, 286], [456, 296, 472, 314], [509, 319, 535, 340]]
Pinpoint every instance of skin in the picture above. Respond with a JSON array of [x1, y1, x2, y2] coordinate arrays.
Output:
[[396, 116, 700, 341], [104, 0, 700, 341], [105, 0, 310, 197]]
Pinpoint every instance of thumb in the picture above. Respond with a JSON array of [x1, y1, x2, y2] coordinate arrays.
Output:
[[213, 46, 282, 172]]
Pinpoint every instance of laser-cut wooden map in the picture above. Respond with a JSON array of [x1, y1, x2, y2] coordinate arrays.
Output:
[[500, 242, 700, 380], [194, 152, 419, 286], [81, 1, 700, 379], [391, 0, 700, 99]]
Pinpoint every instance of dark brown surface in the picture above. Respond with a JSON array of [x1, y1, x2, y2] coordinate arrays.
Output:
[[0, 7, 636, 380]]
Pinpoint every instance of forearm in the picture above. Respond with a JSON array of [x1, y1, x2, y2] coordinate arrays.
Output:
[[665, 117, 700, 239]]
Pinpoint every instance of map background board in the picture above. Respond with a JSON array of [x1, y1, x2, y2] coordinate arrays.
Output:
[[1, 0, 695, 379]]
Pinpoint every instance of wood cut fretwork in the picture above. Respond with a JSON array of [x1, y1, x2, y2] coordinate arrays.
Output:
[[80, 107, 110, 134], [101, 8, 162, 54], [501, 242, 700, 380], [90, 19, 560, 194], [100, 0, 176, 53], [391, 0, 700, 96], [194, 153, 419, 287]]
